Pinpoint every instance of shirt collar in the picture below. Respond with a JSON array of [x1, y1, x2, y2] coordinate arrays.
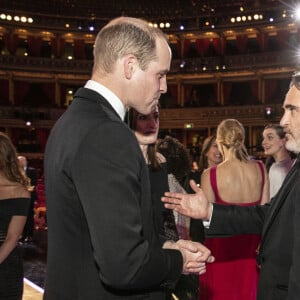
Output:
[[84, 80, 126, 120]]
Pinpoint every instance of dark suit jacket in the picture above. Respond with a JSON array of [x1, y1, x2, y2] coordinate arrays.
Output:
[[43, 88, 182, 300], [208, 157, 300, 300]]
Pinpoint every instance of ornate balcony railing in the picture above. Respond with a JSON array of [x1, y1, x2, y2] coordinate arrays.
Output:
[[0, 104, 282, 129], [0, 50, 296, 75]]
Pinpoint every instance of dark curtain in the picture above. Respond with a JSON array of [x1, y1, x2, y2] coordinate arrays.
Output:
[[3, 32, 19, 54], [27, 36, 43, 56], [236, 34, 248, 54], [223, 82, 232, 105], [74, 39, 86, 59], [14, 81, 30, 105]]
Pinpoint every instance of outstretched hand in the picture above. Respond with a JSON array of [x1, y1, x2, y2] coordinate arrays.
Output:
[[162, 180, 213, 220]]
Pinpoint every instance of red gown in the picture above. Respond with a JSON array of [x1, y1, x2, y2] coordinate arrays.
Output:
[[199, 161, 264, 300]]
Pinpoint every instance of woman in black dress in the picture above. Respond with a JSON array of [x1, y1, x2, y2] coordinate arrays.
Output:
[[0, 132, 31, 300]]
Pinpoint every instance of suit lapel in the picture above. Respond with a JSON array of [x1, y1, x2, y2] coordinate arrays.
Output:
[[260, 157, 299, 248]]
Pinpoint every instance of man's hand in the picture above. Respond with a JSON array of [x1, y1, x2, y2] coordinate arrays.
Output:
[[163, 239, 215, 275], [162, 180, 213, 220]]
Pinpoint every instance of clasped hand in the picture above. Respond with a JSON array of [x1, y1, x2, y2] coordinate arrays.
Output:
[[163, 239, 215, 275]]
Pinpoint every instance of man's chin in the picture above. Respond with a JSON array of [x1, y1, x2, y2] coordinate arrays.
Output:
[[286, 140, 298, 154]]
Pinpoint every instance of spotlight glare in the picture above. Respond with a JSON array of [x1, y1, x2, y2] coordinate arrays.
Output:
[[20, 16, 27, 22], [180, 25, 184, 30], [165, 22, 170, 28], [6, 14, 12, 21], [14, 16, 20, 21], [230, 17, 235, 23], [0, 14, 6, 20], [28, 17, 33, 23], [296, 5, 300, 20]]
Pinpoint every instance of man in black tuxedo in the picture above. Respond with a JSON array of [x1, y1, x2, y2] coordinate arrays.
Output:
[[43, 17, 214, 300], [162, 73, 300, 300], [18, 155, 38, 242]]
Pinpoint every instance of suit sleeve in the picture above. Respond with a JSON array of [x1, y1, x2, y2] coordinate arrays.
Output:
[[208, 203, 268, 237], [288, 180, 300, 300], [73, 121, 182, 290]]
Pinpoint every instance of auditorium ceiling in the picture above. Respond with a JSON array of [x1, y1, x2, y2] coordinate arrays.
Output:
[[0, 0, 293, 36], [1, 0, 284, 20]]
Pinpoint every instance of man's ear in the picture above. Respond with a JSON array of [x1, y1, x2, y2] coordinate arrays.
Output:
[[124, 55, 137, 79]]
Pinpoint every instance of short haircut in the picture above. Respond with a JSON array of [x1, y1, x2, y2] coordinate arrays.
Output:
[[93, 17, 168, 75]]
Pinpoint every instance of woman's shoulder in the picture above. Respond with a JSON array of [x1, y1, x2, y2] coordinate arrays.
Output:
[[0, 181, 30, 199]]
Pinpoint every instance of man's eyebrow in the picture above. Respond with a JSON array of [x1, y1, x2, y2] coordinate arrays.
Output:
[[283, 104, 300, 110]]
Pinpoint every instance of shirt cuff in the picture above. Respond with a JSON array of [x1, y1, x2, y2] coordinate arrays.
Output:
[[202, 203, 213, 228]]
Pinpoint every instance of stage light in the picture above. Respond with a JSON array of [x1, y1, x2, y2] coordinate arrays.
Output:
[[295, 5, 300, 20]]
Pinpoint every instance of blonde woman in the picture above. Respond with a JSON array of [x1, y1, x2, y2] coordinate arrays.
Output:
[[199, 119, 269, 300]]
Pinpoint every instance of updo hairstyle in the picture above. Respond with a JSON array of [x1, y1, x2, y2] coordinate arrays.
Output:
[[216, 119, 249, 162]]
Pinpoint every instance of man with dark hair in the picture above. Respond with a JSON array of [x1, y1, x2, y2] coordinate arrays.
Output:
[[163, 73, 300, 300]]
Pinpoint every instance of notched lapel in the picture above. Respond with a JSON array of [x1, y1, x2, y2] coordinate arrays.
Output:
[[260, 158, 299, 246]]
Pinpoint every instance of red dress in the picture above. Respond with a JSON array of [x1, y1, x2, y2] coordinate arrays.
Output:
[[199, 161, 264, 300]]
